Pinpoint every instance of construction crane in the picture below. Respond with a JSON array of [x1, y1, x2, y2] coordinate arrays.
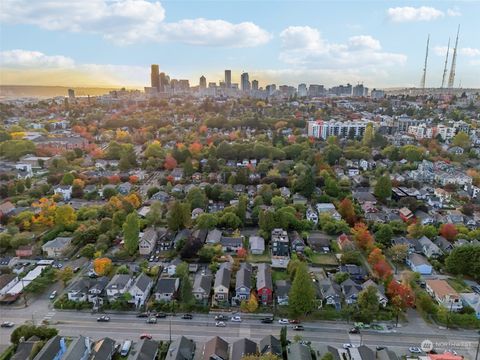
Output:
[[448, 25, 460, 88], [420, 34, 430, 91], [441, 38, 450, 88]]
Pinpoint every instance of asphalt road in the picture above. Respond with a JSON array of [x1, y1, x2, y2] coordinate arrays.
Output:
[[1, 309, 478, 359]]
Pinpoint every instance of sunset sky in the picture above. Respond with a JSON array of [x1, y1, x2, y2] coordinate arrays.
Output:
[[1, 0, 479, 89]]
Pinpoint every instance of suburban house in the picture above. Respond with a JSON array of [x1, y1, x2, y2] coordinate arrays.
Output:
[[406, 253, 433, 275], [435, 236, 454, 254], [339, 264, 367, 281], [33, 336, 68, 360], [362, 279, 388, 307], [165, 336, 195, 360], [460, 293, 480, 319], [203, 336, 229, 360], [139, 228, 157, 256], [399, 207, 414, 222], [316, 203, 341, 220], [206, 229, 222, 244], [231, 338, 257, 360], [341, 278, 363, 305], [271, 228, 290, 268], [257, 263, 273, 305], [220, 236, 243, 253], [259, 335, 282, 357], [54, 185, 73, 201], [337, 234, 355, 251], [287, 342, 312, 360], [213, 263, 232, 305], [319, 278, 342, 310], [0, 274, 18, 296], [289, 231, 306, 253], [425, 279, 463, 312], [67, 278, 91, 302], [166, 258, 183, 276], [128, 273, 153, 308], [249, 236, 265, 255], [192, 273, 212, 304], [306, 207, 318, 224], [106, 274, 133, 302], [128, 339, 159, 360], [15, 245, 33, 258], [275, 279, 291, 306], [418, 236, 443, 259], [90, 337, 116, 360], [42, 237, 73, 258], [63, 335, 91, 360], [154, 277, 180, 302], [233, 263, 252, 304]]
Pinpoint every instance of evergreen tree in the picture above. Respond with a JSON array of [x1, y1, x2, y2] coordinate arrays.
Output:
[[374, 174, 392, 201], [288, 263, 316, 318], [123, 213, 139, 255]]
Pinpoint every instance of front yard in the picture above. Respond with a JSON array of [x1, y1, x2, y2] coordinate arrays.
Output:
[[309, 253, 338, 266]]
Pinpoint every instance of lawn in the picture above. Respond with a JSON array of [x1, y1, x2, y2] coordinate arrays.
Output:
[[272, 270, 289, 282], [246, 252, 272, 263], [309, 253, 338, 266], [447, 277, 472, 293]]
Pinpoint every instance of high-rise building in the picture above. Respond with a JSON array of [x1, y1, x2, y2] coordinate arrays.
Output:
[[308, 84, 325, 97], [353, 84, 367, 97], [159, 72, 169, 92], [224, 70, 232, 88], [199, 75, 207, 89], [308, 120, 369, 140], [251, 80, 259, 91], [68, 89, 75, 99], [370, 89, 385, 99], [240, 72, 250, 91], [298, 83, 307, 97], [266, 84, 276, 96], [151, 64, 160, 90]]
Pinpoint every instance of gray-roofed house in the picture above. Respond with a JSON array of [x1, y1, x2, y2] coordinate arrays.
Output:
[[213, 263, 231, 305], [259, 335, 282, 357], [234, 263, 252, 303], [63, 335, 91, 360], [33, 336, 67, 360], [249, 236, 265, 255], [435, 236, 454, 254], [319, 278, 342, 310], [203, 336, 229, 360], [139, 228, 158, 256], [257, 263, 273, 305], [129, 273, 153, 308], [165, 336, 195, 360], [106, 274, 133, 301], [341, 278, 363, 305], [154, 277, 180, 302], [275, 279, 291, 306], [11, 336, 42, 360], [90, 337, 116, 360], [193, 273, 212, 304], [41, 237, 72, 258], [362, 279, 388, 307], [206, 229, 222, 244], [406, 253, 432, 275], [287, 342, 312, 360], [231, 338, 257, 360], [418, 236, 443, 259], [128, 339, 159, 360], [220, 236, 243, 252]]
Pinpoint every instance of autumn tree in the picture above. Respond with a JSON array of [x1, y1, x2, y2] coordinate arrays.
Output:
[[368, 247, 385, 267], [164, 155, 178, 170], [123, 213, 139, 255], [240, 292, 259, 313], [373, 260, 393, 280], [439, 223, 458, 241], [54, 205, 77, 228], [337, 198, 356, 226], [56, 267, 74, 286], [352, 223, 374, 251], [93, 257, 112, 275], [387, 244, 409, 264]]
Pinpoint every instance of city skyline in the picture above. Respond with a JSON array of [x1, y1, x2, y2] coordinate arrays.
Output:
[[1, 0, 479, 88]]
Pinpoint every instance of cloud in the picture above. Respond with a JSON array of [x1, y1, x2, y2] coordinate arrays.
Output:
[[278, 26, 406, 70], [0, 0, 270, 47], [387, 6, 444, 22], [0, 49, 75, 68], [447, 8, 461, 17], [434, 46, 480, 57]]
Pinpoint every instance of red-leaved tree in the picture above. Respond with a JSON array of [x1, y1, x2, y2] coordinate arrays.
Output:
[[439, 223, 458, 241]]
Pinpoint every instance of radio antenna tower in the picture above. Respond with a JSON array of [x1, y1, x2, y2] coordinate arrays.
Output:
[[448, 25, 460, 88], [420, 34, 430, 91], [441, 38, 450, 88]]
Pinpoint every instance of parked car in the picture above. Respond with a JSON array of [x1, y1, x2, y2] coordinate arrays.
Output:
[[97, 315, 110, 322], [343, 344, 353, 349], [215, 315, 228, 321], [73, 267, 81, 273], [349, 327, 360, 334], [409, 347, 422, 354], [289, 319, 300, 324], [155, 312, 167, 318], [146, 317, 157, 324], [293, 325, 304, 331], [231, 316, 242, 322], [261, 317, 274, 324], [278, 319, 289, 324], [1, 322, 14, 328], [215, 321, 226, 327], [137, 312, 149, 318], [49, 291, 57, 300], [140, 334, 152, 340], [376, 346, 385, 351], [182, 314, 193, 320]]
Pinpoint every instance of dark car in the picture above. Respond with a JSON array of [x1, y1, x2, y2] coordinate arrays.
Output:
[[261, 317, 274, 324], [182, 314, 193, 320], [215, 315, 228, 321], [1, 322, 14, 328], [97, 315, 110, 322], [289, 319, 300, 324], [155, 312, 167, 318], [140, 334, 152, 340], [136, 312, 149, 318], [349, 327, 360, 334], [293, 325, 304, 331]]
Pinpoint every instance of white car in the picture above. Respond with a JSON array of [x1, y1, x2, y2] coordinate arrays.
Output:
[[343, 343, 354, 349], [231, 316, 242, 322], [215, 321, 226, 327], [409, 347, 422, 354], [278, 319, 289, 325], [49, 291, 57, 300]]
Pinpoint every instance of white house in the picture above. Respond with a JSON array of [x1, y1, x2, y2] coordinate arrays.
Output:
[[106, 274, 133, 301], [42, 237, 73, 258], [426, 279, 463, 312], [128, 273, 153, 308], [54, 185, 73, 201]]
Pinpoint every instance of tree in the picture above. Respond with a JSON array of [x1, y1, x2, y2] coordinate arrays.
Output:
[[374, 224, 393, 246], [56, 267, 74, 286], [183, 157, 194, 178], [373, 260, 393, 280], [144, 141, 163, 158], [386, 280, 415, 309], [407, 221, 423, 239], [368, 247, 385, 267], [219, 212, 242, 229], [164, 155, 178, 170], [387, 244, 409, 264], [240, 292, 259, 313], [167, 201, 190, 231], [0, 140, 35, 160], [439, 223, 458, 241], [196, 213, 218, 230], [259, 210, 276, 235], [146, 201, 163, 227], [334, 272, 350, 284], [93, 257, 112, 275], [242, 354, 281, 360], [352, 223, 374, 250], [280, 326, 288, 348], [358, 286, 380, 322], [452, 131, 470, 149], [337, 198, 356, 226], [295, 167, 315, 198], [445, 245, 480, 281], [374, 175, 392, 202], [54, 205, 77, 227], [123, 213, 139, 255], [186, 187, 207, 210], [179, 273, 194, 307], [80, 244, 95, 259], [61, 173, 75, 185], [362, 123, 374, 146], [11, 325, 58, 346], [324, 144, 342, 165], [288, 263, 316, 318]]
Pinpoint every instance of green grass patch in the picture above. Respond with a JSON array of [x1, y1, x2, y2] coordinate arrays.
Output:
[[447, 277, 472, 293], [246, 252, 272, 263], [309, 253, 338, 266], [272, 270, 289, 282]]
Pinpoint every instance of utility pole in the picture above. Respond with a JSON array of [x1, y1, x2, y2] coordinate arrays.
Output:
[[441, 38, 450, 88], [448, 25, 460, 88], [420, 34, 430, 92]]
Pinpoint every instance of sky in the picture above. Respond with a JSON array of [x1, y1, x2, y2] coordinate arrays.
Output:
[[0, 0, 479, 89]]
